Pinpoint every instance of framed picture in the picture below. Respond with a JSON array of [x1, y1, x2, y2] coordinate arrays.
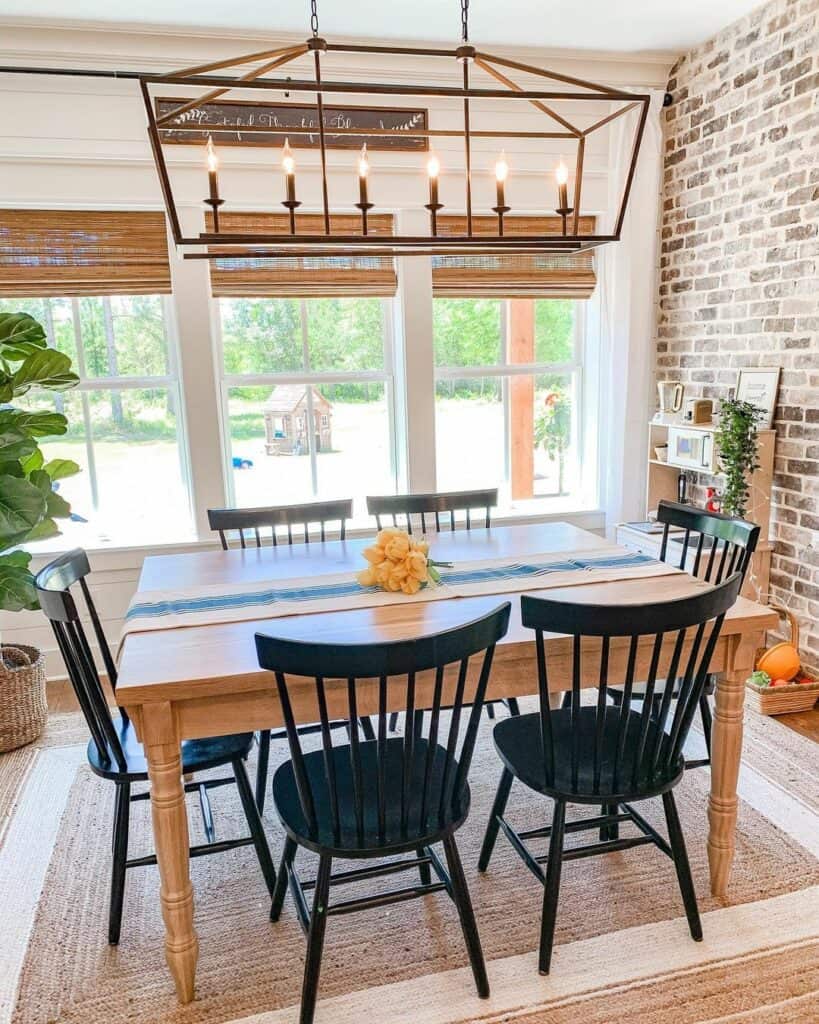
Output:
[[735, 367, 781, 428]]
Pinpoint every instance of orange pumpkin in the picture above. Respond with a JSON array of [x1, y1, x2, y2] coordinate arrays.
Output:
[[755, 603, 801, 682], [756, 642, 800, 682]]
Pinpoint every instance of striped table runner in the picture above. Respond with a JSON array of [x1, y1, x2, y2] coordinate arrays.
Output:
[[121, 546, 681, 640]]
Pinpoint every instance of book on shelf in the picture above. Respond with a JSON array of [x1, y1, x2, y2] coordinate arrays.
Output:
[[624, 521, 684, 535]]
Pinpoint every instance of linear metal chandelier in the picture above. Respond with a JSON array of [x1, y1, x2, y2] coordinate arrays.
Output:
[[3, 0, 649, 261]]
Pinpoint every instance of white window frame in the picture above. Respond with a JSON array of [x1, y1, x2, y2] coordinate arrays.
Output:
[[7, 293, 193, 538], [213, 296, 398, 508], [430, 298, 598, 511]]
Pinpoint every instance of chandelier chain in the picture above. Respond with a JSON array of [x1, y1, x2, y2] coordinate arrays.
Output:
[[310, 0, 319, 37], [461, 0, 469, 42]]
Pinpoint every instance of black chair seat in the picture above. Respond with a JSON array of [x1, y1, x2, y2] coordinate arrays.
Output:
[[87, 714, 255, 782], [493, 709, 684, 803], [273, 737, 470, 855]]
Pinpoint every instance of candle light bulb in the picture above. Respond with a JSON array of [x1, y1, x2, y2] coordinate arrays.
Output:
[[495, 152, 509, 183], [555, 159, 569, 187], [358, 143, 369, 179], [427, 152, 440, 179], [282, 138, 295, 176], [206, 135, 218, 173]]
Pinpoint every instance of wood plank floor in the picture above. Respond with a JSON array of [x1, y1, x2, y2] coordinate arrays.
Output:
[[45, 679, 819, 742]]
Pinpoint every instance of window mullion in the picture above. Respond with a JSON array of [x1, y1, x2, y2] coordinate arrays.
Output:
[[300, 300, 319, 497]]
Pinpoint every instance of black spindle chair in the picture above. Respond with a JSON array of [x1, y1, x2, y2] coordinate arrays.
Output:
[[208, 498, 353, 550], [366, 488, 497, 534], [607, 500, 759, 769], [208, 499, 374, 812], [35, 550, 276, 945], [255, 602, 511, 1024], [366, 488, 515, 727], [479, 575, 742, 975]]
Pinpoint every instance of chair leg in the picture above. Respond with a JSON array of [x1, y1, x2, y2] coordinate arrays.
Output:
[[359, 717, 376, 742], [539, 798, 566, 975], [388, 712, 399, 733], [443, 835, 489, 998], [505, 697, 521, 716], [300, 853, 333, 1024], [108, 781, 130, 945], [233, 757, 277, 896], [271, 836, 297, 922], [416, 846, 432, 886], [600, 803, 619, 842], [255, 730, 271, 813], [478, 768, 514, 872], [485, 702, 496, 720], [699, 693, 713, 760], [662, 790, 702, 941]]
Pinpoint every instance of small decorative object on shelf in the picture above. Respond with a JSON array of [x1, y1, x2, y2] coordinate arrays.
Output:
[[715, 397, 763, 517], [746, 604, 819, 715], [356, 528, 452, 595], [705, 486, 721, 513]]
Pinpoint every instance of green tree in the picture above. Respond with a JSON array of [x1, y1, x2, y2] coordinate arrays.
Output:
[[534, 389, 571, 495]]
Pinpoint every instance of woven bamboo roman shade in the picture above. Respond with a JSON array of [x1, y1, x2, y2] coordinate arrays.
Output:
[[0, 210, 172, 297], [208, 213, 397, 298], [432, 216, 597, 298]]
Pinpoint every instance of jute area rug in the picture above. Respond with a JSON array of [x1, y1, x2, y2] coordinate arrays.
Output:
[[1, 699, 817, 1024]]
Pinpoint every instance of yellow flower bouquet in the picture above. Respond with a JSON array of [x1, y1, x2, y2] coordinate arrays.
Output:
[[355, 528, 450, 595]]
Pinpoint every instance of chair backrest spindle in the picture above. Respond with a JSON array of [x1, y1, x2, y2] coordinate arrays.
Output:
[[366, 489, 497, 535], [36, 550, 128, 773], [521, 575, 742, 799], [255, 603, 510, 846], [208, 499, 354, 551]]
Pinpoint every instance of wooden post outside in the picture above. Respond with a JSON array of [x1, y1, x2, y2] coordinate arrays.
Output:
[[509, 299, 535, 501]]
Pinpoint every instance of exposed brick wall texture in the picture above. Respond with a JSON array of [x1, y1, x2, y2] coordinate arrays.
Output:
[[658, 0, 819, 672]]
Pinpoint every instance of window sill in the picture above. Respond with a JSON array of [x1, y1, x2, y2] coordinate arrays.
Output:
[[23, 506, 605, 573]]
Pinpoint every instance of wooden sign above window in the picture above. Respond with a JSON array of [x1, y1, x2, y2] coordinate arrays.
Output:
[[155, 97, 429, 151]]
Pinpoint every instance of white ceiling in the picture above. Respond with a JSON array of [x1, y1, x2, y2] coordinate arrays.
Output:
[[0, 1, 764, 54]]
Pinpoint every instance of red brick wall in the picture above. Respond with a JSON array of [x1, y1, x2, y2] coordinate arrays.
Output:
[[658, 0, 818, 671]]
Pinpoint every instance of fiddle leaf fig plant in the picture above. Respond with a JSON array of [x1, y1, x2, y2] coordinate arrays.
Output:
[[715, 396, 763, 519], [0, 311, 80, 611]]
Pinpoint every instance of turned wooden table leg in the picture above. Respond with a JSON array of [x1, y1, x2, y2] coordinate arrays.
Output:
[[140, 701, 199, 1003], [707, 634, 759, 898]]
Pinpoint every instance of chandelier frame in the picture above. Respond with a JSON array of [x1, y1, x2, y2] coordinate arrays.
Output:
[[137, 31, 649, 260]]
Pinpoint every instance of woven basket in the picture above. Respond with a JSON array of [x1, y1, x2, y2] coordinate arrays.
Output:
[[746, 604, 818, 716], [746, 678, 819, 716], [0, 644, 47, 752]]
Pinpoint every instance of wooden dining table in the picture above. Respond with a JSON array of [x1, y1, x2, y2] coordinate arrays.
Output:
[[117, 521, 778, 1004]]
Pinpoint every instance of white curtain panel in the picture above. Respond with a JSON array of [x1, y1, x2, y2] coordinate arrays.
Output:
[[598, 90, 665, 536]]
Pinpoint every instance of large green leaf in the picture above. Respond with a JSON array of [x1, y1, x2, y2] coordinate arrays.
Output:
[[0, 474, 48, 547], [0, 409, 69, 438], [0, 313, 48, 363], [0, 550, 37, 612], [12, 349, 79, 394], [20, 448, 44, 475], [0, 425, 37, 463], [29, 469, 71, 522], [25, 516, 60, 542], [43, 457, 80, 482]]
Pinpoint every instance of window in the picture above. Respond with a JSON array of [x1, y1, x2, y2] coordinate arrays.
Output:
[[216, 297, 396, 522], [433, 297, 591, 513], [0, 295, 192, 546]]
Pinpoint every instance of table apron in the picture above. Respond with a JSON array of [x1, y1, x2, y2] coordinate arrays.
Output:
[[123, 634, 735, 744]]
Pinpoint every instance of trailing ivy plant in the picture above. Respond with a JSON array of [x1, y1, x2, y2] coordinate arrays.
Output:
[[715, 396, 763, 519], [0, 311, 80, 611]]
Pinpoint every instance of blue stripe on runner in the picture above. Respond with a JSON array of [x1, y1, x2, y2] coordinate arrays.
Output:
[[125, 551, 659, 621]]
